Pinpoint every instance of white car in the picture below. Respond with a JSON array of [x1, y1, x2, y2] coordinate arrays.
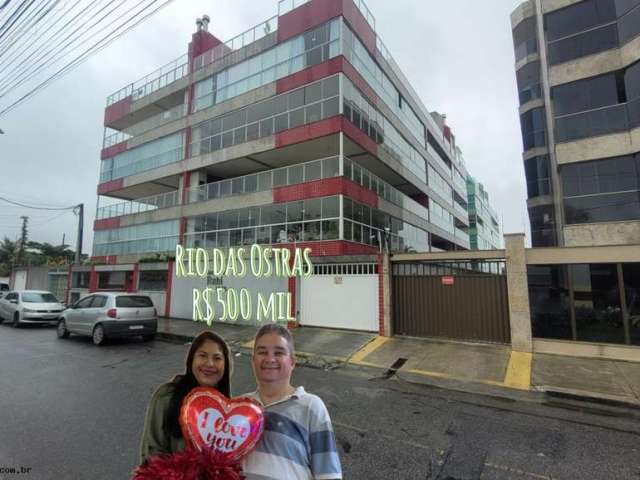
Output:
[[0, 290, 65, 327]]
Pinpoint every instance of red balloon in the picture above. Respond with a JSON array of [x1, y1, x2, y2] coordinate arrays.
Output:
[[180, 387, 264, 462]]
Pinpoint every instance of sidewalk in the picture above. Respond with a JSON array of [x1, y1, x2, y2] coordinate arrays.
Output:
[[157, 317, 640, 409]]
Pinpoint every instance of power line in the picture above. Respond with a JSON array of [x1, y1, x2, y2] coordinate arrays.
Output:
[[0, 0, 59, 58], [0, 0, 175, 118], [0, 0, 113, 93], [0, 0, 36, 41], [0, 194, 77, 210]]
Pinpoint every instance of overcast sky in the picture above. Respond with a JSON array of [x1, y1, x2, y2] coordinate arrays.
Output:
[[0, 0, 528, 254]]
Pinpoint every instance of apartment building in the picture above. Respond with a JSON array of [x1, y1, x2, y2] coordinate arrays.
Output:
[[69, 0, 483, 331], [466, 176, 502, 250], [511, 0, 640, 247]]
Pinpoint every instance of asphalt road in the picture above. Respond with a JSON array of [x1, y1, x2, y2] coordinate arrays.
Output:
[[1, 325, 639, 480]]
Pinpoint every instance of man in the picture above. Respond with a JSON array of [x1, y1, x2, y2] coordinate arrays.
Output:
[[242, 324, 343, 480]]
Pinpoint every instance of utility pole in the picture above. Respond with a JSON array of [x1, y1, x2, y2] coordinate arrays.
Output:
[[74, 204, 83, 265], [17, 216, 28, 265]]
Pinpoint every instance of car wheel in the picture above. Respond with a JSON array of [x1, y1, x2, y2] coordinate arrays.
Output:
[[142, 334, 156, 342], [92, 324, 106, 346], [57, 319, 70, 339], [12, 312, 20, 328]]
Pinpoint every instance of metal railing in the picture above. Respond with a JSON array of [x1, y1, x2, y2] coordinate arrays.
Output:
[[103, 104, 187, 148], [96, 190, 180, 220], [193, 16, 278, 71], [107, 54, 189, 106]]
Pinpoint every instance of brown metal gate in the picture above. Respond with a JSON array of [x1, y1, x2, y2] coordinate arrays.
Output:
[[392, 265, 510, 344]]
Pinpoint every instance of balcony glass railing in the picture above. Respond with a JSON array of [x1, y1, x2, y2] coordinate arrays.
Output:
[[454, 201, 468, 220], [103, 104, 187, 148], [193, 16, 278, 71], [96, 190, 180, 220], [107, 54, 188, 106]]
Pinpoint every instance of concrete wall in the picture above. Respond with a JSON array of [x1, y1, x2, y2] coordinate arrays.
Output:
[[563, 222, 640, 247], [555, 126, 640, 165]]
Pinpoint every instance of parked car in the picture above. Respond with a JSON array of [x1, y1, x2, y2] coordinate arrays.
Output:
[[57, 293, 158, 346], [0, 290, 65, 327]]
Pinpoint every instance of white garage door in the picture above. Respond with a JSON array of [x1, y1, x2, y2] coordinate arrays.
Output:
[[300, 263, 378, 332]]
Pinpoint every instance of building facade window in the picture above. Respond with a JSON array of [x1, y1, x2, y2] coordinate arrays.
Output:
[[545, 0, 640, 65], [562, 154, 640, 224], [528, 262, 640, 346], [529, 205, 556, 246], [191, 75, 339, 157], [93, 220, 179, 256], [192, 19, 340, 112], [512, 16, 538, 62], [516, 61, 543, 105], [100, 132, 184, 182], [520, 107, 547, 150], [524, 155, 552, 198], [139, 270, 168, 291]]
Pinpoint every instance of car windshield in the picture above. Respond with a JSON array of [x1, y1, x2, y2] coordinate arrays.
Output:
[[116, 296, 153, 308], [22, 293, 59, 303]]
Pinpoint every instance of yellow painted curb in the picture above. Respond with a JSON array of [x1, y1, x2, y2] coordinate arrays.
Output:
[[350, 336, 390, 363], [503, 351, 532, 390]]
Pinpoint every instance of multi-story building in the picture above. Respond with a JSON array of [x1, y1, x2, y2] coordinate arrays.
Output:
[[466, 176, 502, 250], [70, 0, 479, 331], [511, 0, 640, 247]]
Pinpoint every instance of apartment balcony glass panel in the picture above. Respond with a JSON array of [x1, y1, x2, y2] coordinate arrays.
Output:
[[93, 220, 179, 256], [555, 103, 629, 143], [96, 190, 180, 220], [547, 23, 619, 66], [191, 75, 339, 157], [185, 196, 341, 247], [545, 0, 617, 42], [524, 155, 552, 198], [192, 19, 340, 113], [341, 22, 426, 148], [343, 197, 429, 253], [512, 16, 538, 62], [342, 77, 427, 183], [428, 165, 453, 205], [520, 107, 547, 150], [430, 199, 454, 235], [100, 132, 184, 182]]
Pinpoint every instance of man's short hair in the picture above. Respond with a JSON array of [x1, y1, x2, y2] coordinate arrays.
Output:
[[254, 323, 295, 357]]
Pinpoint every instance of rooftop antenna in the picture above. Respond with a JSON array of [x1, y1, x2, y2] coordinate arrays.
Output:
[[201, 14, 210, 32]]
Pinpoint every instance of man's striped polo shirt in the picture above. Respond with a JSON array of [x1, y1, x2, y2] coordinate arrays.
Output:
[[242, 386, 343, 480]]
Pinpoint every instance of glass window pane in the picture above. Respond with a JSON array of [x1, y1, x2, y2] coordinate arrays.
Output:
[[322, 97, 339, 118], [289, 108, 305, 129], [306, 103, 322, 123], [287, 201, 303, 222], [303, 221, 321, 241], [322, 75, 339, 98], [304, 198, 321, 220], [273, 168, 287, 187], [323, 156, 339, 177], [322, 196, 340, 218], [572, 264, 625, 344], [527, 265, 573, 340], [305, 160, 321, 181], [322, 220, 339, 240], [623, 263, 640, 345]]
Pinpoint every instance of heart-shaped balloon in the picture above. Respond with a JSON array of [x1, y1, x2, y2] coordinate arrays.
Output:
[[179, 387, 264, 461]]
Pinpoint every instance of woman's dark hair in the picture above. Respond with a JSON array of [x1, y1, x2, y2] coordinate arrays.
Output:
[[164, 330, 232, 439]]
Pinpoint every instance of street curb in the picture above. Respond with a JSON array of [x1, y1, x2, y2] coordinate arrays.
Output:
[[539, 387, 640, 411]]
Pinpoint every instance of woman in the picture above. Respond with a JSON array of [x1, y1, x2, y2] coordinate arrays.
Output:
[[139, 331, 232, 465]]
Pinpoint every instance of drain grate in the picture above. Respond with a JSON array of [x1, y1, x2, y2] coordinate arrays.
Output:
[[382, 357, 408, 378]]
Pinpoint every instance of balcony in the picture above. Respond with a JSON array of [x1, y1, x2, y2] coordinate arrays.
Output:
[[103, 104, 187, 148], [96, 190, 180, 220]]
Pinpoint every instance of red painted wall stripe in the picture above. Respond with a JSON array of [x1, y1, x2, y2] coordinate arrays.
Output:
[[104, 96, 132, 127], [97, 178, 124, 195], [129, 263, 139, 293], [273, 176, 378, 208], [276, 115, 342, 148], [94, 217, 121, 231], [88, 266, 98, 293], [278, 0, 376, 56], [100, 141, 128, 160], [165, 261, 174, 318]]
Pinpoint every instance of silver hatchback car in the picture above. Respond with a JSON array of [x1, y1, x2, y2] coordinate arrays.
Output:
[[57, 293, 158, 345]]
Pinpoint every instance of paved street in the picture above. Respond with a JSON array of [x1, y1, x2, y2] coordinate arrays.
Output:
[[1, 325, 639, 480]]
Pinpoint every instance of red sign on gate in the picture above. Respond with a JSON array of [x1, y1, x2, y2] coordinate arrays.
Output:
[[441, 276, 455, 286]]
